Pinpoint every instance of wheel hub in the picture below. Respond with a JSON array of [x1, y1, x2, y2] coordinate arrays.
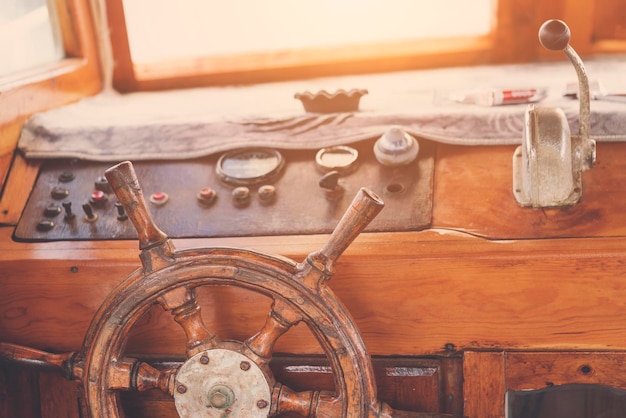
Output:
[[173, 348, 272, 417]]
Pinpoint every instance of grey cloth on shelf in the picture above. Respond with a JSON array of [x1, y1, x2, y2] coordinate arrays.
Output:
[[17, 57, 626, 162]]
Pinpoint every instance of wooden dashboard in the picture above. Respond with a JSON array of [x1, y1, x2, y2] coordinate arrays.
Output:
[[2, 31, 626, 416], [4, 1, 626, 414], [3, 138, 626, 417]]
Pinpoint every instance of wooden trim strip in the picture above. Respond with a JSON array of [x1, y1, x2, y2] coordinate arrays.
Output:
[[463, 351, 506, 418]]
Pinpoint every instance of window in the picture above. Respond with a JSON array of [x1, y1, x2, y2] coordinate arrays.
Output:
[[0, 0, 63, 77], [122, 1, 492, 64], [106, 0, 626, 92], [107, 0, 497, 91]]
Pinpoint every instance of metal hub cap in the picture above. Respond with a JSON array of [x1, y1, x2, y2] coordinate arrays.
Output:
[[173, 348, 272, 417]]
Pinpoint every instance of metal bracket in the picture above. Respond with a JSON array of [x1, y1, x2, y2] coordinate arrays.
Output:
[[513, 106, 595, 207]]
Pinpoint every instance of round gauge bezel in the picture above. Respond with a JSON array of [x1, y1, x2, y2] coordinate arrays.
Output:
[[315, 145, 359, 174], [216, 148, 285, 186]]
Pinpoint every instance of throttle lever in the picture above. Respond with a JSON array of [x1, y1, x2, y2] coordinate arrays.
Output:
[[513, 19, 596, 208], [539, 19, 591, 145]]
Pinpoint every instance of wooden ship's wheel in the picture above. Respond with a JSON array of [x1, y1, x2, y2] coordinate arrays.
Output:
[[1, 161, 447, 417]]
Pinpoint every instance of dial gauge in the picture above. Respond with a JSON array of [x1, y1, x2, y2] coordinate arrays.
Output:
[[216, 148, 284, 186], [315, 145, 359, 174]]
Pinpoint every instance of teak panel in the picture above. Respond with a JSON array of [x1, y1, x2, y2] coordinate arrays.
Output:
[[463, 351, 505, 418], [506, 352, 626, 391], [432, 142, 626, 239], [466, 351, 626, 417], [2, 226, 626, 356], [0, 154, 41, 225], [3, 143, 626, 357], [118, 356, 462, 417], [2, 142, 626, 417], [39, 372, 82, 418], [0, 365, 40, 418], [0, 356, 462, 417]]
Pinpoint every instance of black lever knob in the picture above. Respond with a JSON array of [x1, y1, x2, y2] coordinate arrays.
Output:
[[539, 19, 570, 50], [319, 171, 340, 191], [62, 201, 75, 220], [115, 201, 128, 221], [319, 170, 344, 200], [82, 203, 98, 222]]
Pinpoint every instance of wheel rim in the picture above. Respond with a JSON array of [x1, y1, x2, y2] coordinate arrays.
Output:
[[80, 248, 378, 418]]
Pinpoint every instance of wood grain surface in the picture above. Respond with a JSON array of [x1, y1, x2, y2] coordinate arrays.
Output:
[[2, 142, 626, 418], [2, 224, 626, 356]]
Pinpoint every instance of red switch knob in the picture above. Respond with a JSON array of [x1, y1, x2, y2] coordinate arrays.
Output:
[[149, 191, 169, 206]]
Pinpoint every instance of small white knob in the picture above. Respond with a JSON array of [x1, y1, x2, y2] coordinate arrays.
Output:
[[374, 127, 419, 166]]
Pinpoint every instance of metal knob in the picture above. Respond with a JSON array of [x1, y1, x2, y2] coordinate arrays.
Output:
[[538, 19, 591, 146], [373, 127, 419, 166], [539, 19, 570, 51]]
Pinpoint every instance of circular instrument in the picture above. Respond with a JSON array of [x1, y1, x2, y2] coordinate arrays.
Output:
[[216, 148, 284, 186], [315, 145, 359, 174]]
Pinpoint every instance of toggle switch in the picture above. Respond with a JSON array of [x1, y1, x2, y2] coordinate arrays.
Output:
[[62, 201, 76, 220], [114, 201, 128, 221], [319, 171, 344, 200], [82, 203, 98, 222]]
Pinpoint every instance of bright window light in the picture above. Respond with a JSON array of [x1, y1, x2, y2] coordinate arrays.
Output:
[[122, 0, 493, 64], [0, 0, 63, 77]]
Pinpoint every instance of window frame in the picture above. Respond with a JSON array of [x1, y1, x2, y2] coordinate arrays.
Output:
[[0, 0, 101, 93], [105, 0, 626, 92], [0, 0, 102, 123], [0, 0, 101, 218]]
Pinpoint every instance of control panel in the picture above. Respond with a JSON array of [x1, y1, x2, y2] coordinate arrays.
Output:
[[14, 136, 434, 241]]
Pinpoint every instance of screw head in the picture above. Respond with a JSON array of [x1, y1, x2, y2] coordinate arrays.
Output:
[[200, 354, 210, 365], [177, 384, 187, 394], [240, 361, 251, 371], [257, 399, 269, 409]]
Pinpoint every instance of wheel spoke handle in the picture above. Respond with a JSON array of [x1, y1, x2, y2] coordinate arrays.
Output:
[[0, 342, 81, 380], [307, 187, 384, 275], [104, 161, 168, 250]]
